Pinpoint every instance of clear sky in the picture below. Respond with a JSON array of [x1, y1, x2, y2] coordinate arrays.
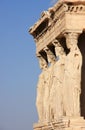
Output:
[[0, 0, 57, 130]]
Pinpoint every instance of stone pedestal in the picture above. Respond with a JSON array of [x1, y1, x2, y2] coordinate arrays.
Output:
[[34, 117, 85, 130]]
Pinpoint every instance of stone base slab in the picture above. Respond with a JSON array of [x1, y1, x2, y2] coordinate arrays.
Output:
[[33, 117, 85, 130]]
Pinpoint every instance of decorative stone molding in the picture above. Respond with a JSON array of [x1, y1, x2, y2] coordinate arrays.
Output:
[[67, 5, 85, 13]]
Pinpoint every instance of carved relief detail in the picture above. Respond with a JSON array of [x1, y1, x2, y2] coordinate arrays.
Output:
[[67, 5, 85, 13]]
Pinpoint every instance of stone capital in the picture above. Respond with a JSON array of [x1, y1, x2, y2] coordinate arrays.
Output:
[[43, 47, 56, 63], [64, 32, 80, 49], [64, 32, 79, 39]]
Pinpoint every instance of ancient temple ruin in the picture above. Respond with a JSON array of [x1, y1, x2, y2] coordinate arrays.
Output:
[[29, 0, 85, 129]]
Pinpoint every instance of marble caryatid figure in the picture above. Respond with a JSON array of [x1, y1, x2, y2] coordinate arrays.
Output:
[[43, 47, 56, 121], [36, 53, 48, 122], [50, 39, 66, 121], [36, 47, 56, 122], [63, 32, 82, 116]]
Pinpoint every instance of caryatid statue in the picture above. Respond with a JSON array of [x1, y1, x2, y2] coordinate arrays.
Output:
[[50, 39, 66, 121], [42, 47, 56, 121], [36, 47, 56, 122], [63, 32, 82, 116], [36, 53, 48, 122]]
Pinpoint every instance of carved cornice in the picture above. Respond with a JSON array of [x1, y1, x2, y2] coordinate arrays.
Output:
[[29, 0, 85, 54], [29, 11, 50, 35], [29, 0, 85, 35], [67, 4, 85, 13], [30, 3, 85, 43]]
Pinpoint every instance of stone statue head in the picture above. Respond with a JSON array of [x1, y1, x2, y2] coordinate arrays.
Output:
[[36, 53, 48, 70], [43, 47, 56, 64], [52, 39, 65, 56]]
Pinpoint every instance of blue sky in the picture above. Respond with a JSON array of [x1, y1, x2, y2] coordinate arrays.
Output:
[[0, 0, 57, 130]]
